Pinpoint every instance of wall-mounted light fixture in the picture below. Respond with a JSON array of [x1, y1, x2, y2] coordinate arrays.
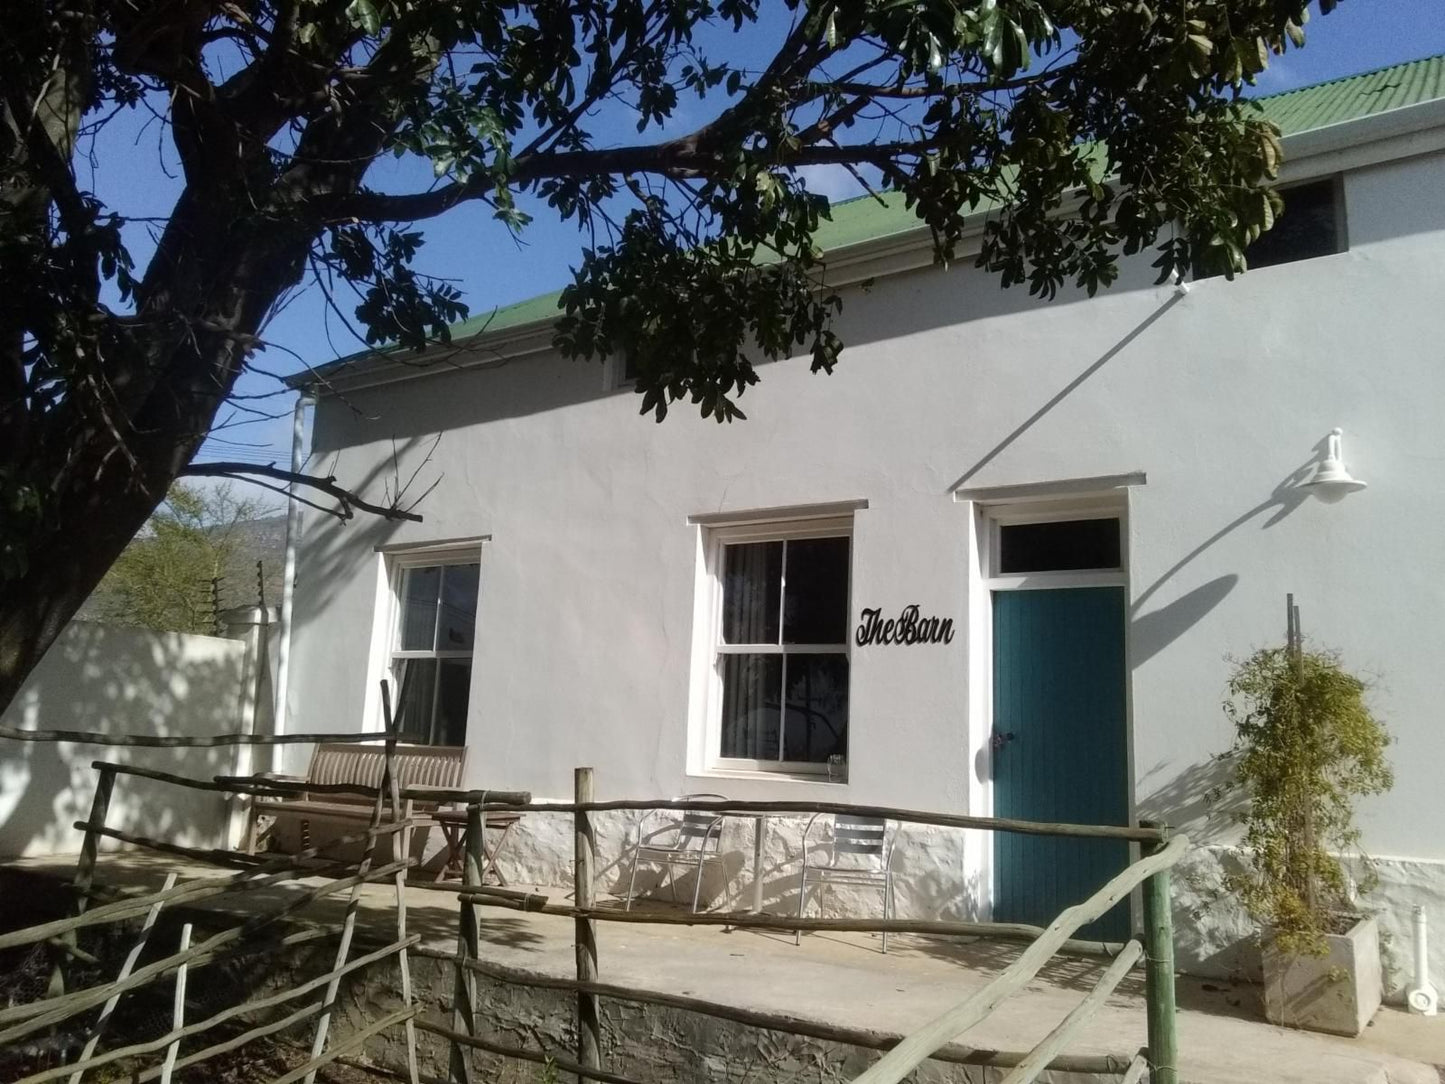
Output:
[[1302, 428, 1367, 500]]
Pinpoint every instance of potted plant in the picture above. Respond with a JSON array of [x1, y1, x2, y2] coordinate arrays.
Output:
[[1219, 635, 1392, 1036]]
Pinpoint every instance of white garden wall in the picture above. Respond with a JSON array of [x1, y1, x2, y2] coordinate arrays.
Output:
[[0, 618, 263, 858]]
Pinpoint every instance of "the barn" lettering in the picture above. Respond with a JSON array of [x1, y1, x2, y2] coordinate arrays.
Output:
[[855, 605, 955, 646]]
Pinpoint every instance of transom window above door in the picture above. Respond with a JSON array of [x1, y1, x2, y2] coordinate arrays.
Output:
[[390, 559, 480, 746], [984, 504, 1126, 588], [705, 519, 852, 776], [997, 518, 1121, 574]]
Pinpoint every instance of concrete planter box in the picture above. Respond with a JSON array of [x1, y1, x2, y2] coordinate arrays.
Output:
[[1262, 914, 1383, 1036]]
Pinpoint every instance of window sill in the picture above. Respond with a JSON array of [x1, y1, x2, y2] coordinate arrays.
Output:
[[691, 766, 848, 786]]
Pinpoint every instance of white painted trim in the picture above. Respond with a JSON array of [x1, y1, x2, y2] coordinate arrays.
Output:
[[376, 534, 491, 555], [365, 541, 487, 741], [970, 496, 1135, 928], [688, 515, 855, 781], [955, 472, 1146, 504], [688, 499, 869, 526]]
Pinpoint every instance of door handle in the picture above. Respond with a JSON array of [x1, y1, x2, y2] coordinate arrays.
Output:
[[990, 730, 1016, 752]]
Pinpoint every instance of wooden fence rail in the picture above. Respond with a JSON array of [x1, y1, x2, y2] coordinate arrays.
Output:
[[1, 735, 1184, 1084], [0, 709, 423, 1084], [430, 769, 1187, 1084]]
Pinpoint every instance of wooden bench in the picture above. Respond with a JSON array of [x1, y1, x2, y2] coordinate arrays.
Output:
[[243, 742, 469, 876]]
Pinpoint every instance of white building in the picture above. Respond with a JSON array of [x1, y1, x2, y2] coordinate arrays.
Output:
[[286, 56, 1445, 989]]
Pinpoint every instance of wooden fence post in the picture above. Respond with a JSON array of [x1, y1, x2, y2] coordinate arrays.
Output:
[[448, 803, 483, 1084], [50, 765, 116, 998], [1141, 824, 1178, 1084], [574, 767, 600, 1082], [157, 923, 192, 1084]]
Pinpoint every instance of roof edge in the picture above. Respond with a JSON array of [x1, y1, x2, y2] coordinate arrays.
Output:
[[292, 76, 1445, 396]]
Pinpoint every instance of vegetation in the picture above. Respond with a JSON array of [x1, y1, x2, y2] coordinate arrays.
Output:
[[1, 0, 1351, 710], [86, 482, 270, 634], [1220, 644, 1392, 956]]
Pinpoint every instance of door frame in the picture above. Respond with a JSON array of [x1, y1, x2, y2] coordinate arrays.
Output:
[[964, 493, 1138, 927]]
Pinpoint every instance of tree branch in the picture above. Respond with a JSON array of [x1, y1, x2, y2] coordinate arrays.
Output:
[[327, 135, 937, 223], [180, 461, 424, 522]]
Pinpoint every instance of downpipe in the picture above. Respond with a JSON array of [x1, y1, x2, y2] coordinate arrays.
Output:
[[1406, 905, 1439, 1016]]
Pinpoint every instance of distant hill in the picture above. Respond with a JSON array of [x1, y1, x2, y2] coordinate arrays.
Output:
[[219, 514, 288, 611]]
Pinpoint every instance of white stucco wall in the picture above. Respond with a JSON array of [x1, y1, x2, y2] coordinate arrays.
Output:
[[287, 146, 1445, 994], [0, 621, 254, 857]]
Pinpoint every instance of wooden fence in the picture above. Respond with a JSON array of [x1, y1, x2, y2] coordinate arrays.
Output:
[[0, 733, 1186, 1084], [411, 768, 1186, 1084], [0, 716, 426, 1084]]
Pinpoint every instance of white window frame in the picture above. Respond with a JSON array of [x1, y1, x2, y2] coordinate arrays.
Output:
[[379, 544, 484, 745], [698, 515, 854, 778], [984, 499, 1128, 592]]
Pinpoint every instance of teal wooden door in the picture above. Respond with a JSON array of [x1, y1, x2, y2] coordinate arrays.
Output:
[[992, 587, 1130, 941]]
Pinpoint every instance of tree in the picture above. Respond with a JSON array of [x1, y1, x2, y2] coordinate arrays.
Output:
[[86, 482, 270, 634], [1, 0, 1345, 711]]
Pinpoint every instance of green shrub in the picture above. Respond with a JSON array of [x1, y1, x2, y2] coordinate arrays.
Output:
[[1220, 645, 1392, 957]]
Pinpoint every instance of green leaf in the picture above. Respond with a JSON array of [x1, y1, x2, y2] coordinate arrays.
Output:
[[345, 0, 381, 35]]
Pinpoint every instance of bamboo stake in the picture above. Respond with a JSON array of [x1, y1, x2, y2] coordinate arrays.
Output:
[[450, 902, 1132, 960], [1119, 1052, 1150, 1084], [270, 1006, 417, 1084], [0, 727, 389, 747], [0, 858, 409, 1042], [0, 922, 334, 1030], [2, 819, 417, 954], [1142, 834, 1180, 1084], [77, 816, 416, 872], [996, 940, 1143, 1084], [850, 834, 1189, 1084], [447, 802, 483, 1084], [417, 1019, 642, 1084], [302, 714, 398, 1084], [157, 923, 192, 1084], [380, 682, 421, 1084], [472, 798, 1166, 842], [67, 871, 179, 1084], [410, 947, 1138, 1077], [15, 937, 420, 1084], [50, 766, 115, 999], [574, 767, 600, 1083]]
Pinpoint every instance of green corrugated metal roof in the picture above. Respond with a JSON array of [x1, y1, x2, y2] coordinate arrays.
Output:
[[1260, 52, 1445, 135], [314, 51, 1445, 370]]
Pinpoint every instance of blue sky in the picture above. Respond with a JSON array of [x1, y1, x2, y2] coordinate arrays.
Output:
[[89, 0, 1445, 484]]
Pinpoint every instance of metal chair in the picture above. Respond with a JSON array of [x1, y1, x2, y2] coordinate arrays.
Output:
[[794, 813, 897, 953], [624, 794, 728, 913]]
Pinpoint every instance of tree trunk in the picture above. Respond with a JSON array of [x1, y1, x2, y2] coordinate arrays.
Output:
[[0, 198, 314, 715]]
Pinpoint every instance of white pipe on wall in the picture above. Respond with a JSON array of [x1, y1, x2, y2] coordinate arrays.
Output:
[[272, 392, 311, 745], [1407, 905, 1439, 1016]]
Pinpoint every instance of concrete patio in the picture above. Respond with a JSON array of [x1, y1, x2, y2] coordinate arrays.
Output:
[[4, 852, 1441, 1084]]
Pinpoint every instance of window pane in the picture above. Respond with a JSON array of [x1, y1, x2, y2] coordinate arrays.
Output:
[[1246, 179, 1341, 270], [399, 565, 440, 650], [394, 658, 436, 743], [998, 519, 1120, 574], [435, 659, 472, 745], [438, 564, 480, 651], [782, 655, 849, 763], [783, 537, 850, 644], [719, 654, 781, 760], [722, 542, 782, 645], [1195, 178, 1342, 277]]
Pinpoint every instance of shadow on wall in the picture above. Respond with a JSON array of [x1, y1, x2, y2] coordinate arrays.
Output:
[[1128, 434, 1331, 668], [0, 621, 255, 859], [312, 257, 1172, 450]]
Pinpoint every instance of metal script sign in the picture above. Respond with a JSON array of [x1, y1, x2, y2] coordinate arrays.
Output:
[[855, 604, 955, 646]]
